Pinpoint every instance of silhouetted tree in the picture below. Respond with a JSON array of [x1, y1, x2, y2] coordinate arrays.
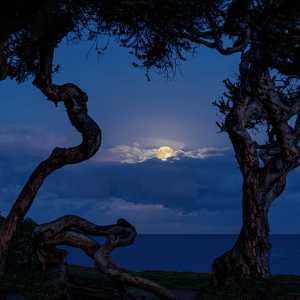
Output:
[[0, 1, 194, 299], [98, 0, 300, 287], [105, 0, 300, 287], [171, 0, 300, 286], [1, 0, 300, 297]]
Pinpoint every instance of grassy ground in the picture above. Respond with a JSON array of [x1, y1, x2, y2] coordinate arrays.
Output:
[[68, 265, 210, 291], [3, 264, 300, 299], [68, 265, 300, 299]]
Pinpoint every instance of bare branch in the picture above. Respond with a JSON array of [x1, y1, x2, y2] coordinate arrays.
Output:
[[225, 49, 260, 176], [255, 69, 299, 164], [253, 141, 281, 165], [94, 233, 180, 300], [183, 27, 251, 55], [0, 28, 101, 280], [181, 33, 216, 48], [259, 147, 281, 165], [214, 29, 251, 55], [33, 216, 180, 300]]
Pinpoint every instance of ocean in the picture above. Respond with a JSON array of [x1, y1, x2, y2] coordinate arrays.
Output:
[[60, 234, 300, 275]]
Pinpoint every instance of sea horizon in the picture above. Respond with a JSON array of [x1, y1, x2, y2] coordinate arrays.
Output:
[[132, 233, 300, 235], [61, 234, 300, 275]]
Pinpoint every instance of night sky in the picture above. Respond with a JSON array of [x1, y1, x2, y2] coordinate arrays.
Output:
[[1, 37, 300, 234]]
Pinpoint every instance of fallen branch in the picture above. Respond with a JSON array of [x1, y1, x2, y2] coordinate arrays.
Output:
[[32, 215, 180, 300]]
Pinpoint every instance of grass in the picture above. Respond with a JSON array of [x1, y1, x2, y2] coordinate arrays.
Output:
[[68, 265, 300, 299], [68, 264, 210, 290], [275, 274, 300, 293], [196, 277, 288, 300], [3, 264, 300, 299], [68, 264, 110, 281]]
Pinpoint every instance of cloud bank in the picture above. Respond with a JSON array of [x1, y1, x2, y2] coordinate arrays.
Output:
[[1, 126, 299, 233], [94, 142, 231, 164]]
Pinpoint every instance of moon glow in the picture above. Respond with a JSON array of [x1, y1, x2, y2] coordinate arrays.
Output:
[[156, 146, 174, 161]]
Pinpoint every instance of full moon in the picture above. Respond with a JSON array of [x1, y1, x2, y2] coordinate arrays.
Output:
[[156, 146, 174, 161]]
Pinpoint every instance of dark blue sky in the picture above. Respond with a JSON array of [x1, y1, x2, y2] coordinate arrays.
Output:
[[1, 37, 300, 233]]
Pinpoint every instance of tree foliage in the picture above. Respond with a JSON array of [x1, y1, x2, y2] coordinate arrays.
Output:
[[214, 76, 300, 136], [3, 0, 300, 83], [0, 215, 52, 299]]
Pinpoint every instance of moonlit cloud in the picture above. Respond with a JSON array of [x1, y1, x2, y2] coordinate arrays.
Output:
[[174, 147, 231, 159], [1, 141, 299, 233], [93, 143, 231, 164], [94, 144, 158, 163]]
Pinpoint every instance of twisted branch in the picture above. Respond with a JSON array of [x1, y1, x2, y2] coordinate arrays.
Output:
[[0, 23, 101, 283], [215, 29, 251, 55], [255, 69, 299, 164], [32, 216, 180, 300]]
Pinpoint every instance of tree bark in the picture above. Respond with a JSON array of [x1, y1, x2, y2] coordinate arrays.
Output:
[[211, 200, 272, 286], [0, 25, 101, 299], [32, 215, 179, 300], [211, 48, 299, 286]]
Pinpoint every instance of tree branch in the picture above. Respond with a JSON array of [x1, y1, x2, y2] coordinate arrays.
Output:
[[243, 100, 267, 125], [0, 28, 101, 280], [289, 99, 300, 119], [33, 216, 180, 300], [255, 69, 299, 164], [183, 27, 251, 55], [275, 75, 300, 89], [94, 233, 180, 300], [225, 48, 259, 177], [258, 147, 281, 165], [181, 33, 216, 48], [293, 111, 300, 144], [214, 29, 251, 55]]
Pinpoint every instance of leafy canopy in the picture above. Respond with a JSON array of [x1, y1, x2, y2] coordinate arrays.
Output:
[[2, 0, 300, 83]]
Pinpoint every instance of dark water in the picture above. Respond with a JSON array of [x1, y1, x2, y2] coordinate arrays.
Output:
[[59, 234, 300, 275]]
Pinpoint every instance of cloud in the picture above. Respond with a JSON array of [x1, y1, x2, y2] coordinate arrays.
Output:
[[2, 143, 299, 233], [94, 144, 158, 163], [94, 143, 231, 164], [2, 130, 299, 233], [0, 124, 70, 157], [24, 196, 242, 234], [0, 125, 241, 218], [19, 148, 241, 216], [0, 125, 229, 165], [173, 147, 231, 159], [0, 124, 73, 210]]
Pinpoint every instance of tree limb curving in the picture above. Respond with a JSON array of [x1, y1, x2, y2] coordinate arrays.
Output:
[[32, 216, 180, 300], [0, 30, 101, 283], [214, 29, 251, 55]]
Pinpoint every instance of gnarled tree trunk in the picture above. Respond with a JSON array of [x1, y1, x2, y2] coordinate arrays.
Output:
[[211, 194, 272, 285], [0, 19, 101, 299], [211, 47, 299, 286]]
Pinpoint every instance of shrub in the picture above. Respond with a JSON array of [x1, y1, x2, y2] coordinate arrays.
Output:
[[0, 215, 53, 300]]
